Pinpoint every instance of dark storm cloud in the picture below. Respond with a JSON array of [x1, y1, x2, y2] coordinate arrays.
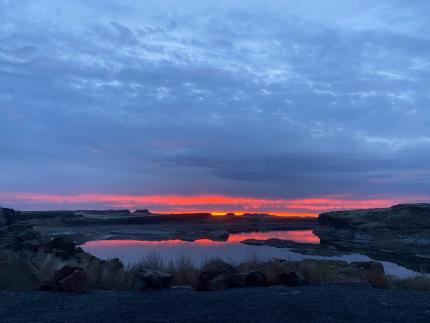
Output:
[[0, 0, 430, 207], [161, 149, 430, 198]]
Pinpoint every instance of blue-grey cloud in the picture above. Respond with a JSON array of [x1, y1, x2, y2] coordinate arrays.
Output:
[[0, 0, 430, 208]]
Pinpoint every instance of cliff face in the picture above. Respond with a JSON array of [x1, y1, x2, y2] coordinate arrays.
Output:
[[319, 204, 430, 231], [315, 204, 430, 273]]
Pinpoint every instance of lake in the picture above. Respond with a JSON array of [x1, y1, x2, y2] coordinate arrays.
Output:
[[81, 230, 419, 278]]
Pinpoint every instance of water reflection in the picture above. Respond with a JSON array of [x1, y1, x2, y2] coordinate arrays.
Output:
[[81, 230, 417, 278]]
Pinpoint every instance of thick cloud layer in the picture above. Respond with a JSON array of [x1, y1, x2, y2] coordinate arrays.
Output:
[[1, 0, 429, 212]]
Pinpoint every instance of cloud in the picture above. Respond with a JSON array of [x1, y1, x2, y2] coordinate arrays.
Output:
[[0, 1, 430, 210]]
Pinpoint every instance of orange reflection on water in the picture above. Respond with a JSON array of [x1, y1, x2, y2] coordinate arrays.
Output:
[[82, 230, 319, 248], [227, 230, 319, 244]]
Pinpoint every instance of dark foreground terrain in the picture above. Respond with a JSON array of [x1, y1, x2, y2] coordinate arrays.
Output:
[[1, 284, 429, 323]]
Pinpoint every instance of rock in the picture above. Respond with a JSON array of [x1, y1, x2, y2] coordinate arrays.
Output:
[[316, 204, 430, 273], [196, 260, 237, 291], [41, 266, 87, 293], [15, 230, 38, 241], [48, 237, 77, 256], [0, 208, 18, 227], [130, 269, 172, 290], [279, 271, 302, 287], [180, 230, 229, 242], [230, 271, 267, 287], [0, 261, 39, 290], [236, 259, 387, 288], [244, 270, 268, 287], [350, 261, 388, 289], [298, 259, 388, 288], [0, 210, 129, 291]]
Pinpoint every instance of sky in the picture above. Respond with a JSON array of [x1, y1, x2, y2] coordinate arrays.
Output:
[[1, 0, 430, 215]]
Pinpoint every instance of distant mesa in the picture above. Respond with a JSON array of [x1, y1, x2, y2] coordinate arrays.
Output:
[[133, 209, 152, 215], [318, 203, 430, 230], [77, 209, 131, 215]]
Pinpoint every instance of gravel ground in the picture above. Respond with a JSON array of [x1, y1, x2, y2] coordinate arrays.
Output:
[[0, 284, 429, 323]]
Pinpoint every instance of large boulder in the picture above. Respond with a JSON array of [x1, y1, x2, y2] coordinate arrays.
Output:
[[47, 237, 77, 259], [40, 266, 87, 293], [130, 269, 172, 290], [0, 219, 130, 291], [230, 270, 268, 287], [196, 260, 237, 291], [278, 271, 302, 287], [350, 261, 388, 289], [236, 259, 387, 288]]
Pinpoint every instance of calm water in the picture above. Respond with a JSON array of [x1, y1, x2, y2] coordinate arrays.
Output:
[[81, 230, 418, 278]]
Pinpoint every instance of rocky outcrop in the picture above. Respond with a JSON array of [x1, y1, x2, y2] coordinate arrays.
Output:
[[0, 208, 173, 291], [319, 204, 430, 231], [77, 210, 131, 215], [40, 266, 87, 293], [195, 259, 387, 291], [237, 259, 388, 288], [316, 204, 430, 273], [299, 260, 388, 288], [21, 211, 92, 226]]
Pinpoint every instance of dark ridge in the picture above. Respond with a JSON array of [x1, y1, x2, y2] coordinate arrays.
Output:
[[318, 203, 430, 230], [77, 210, 131, 215]]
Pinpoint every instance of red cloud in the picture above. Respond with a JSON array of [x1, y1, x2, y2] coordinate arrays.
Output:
[[1, 192, 427, 216]]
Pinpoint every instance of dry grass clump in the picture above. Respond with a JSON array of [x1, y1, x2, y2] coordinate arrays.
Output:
[[128, 252, 199, 286], [129, 252, 430, 292], [166, 256, 200, 286]]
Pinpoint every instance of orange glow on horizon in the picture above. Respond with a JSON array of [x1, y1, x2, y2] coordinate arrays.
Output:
[[210, 211, 246, 216], [0, 192, 427, 215]]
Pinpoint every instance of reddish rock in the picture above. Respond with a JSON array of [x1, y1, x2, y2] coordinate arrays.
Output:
[[196, 260, 237, 291], [42, 266, 87, 293]]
